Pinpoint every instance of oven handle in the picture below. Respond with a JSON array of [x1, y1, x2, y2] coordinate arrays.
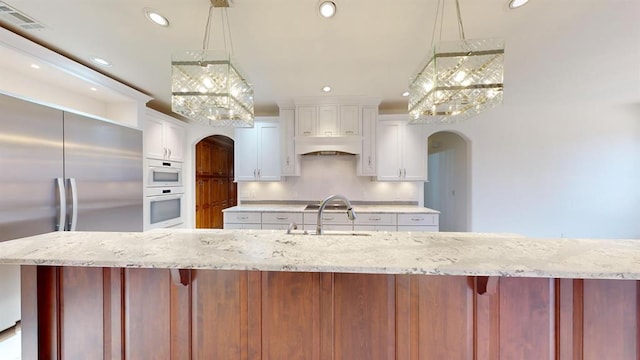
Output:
[[150, 166, 182, 174], [148, 194, 184, 201]]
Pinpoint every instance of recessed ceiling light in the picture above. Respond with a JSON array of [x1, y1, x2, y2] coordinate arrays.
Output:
[[508, 0, 529, 9], [319, 1, 336, 18], [90, 87, 97, 92], [30, 64, 40, 69], [144, 8, 169, 27], [322, 86, 332, 92], [401, 91, 409, 97], [90, 57, 112, 67]]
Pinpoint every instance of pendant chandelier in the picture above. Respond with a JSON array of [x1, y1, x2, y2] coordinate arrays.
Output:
[[408, 0, 504, 124], [171, 0, 254, 127]]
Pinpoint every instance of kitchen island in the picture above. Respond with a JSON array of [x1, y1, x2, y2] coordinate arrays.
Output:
[[1, 229, 639, 359]]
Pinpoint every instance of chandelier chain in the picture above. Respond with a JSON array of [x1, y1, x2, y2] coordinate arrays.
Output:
[[429, 0, 442, 50], [202, 5, 235, 55], [202, 5, 214, 52], [430, 0, 467, 49], [455, 0, 466, 41], [224, 8, 235, 56]]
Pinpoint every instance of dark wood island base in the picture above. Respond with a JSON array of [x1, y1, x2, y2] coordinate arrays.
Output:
[[21, 266, 640, 359]]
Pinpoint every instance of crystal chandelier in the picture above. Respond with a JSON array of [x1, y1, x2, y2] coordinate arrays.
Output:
[[171, 0, 254, 127], [408, 0, 504, 124]]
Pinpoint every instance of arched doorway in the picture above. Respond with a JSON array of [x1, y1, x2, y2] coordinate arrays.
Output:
[[195, 135, 236, 228], [424, 131, 470, 232]]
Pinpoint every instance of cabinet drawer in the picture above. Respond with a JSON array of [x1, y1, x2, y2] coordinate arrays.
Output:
[[262, 212, 303, 224], [354, 225, 397, 232], [397, 225, 439, 232], [303, 224, 354, 232], [303, 212, 353, 225], [223, 223, 262, 230], [223, 212, 262, 224], [353, 213, 396, 226], [261, 223, 292, 230], [397, 213, 438, 226]]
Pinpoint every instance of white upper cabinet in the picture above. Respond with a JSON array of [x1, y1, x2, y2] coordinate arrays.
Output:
[[376, 116, 427, 181], [339, 105, 360, 136], [280, 108, 300, 176], [317, 105, 339, 136], [295, 104, 362, 137], [296, 106, 317, 137], [145, 110, 186, 162], [235, 119, 281, 182], [357, 106, 377, 176]]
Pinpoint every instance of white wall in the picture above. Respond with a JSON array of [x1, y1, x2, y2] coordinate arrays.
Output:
[[184, 122, 234, 228], [238, 155, 422, 203], [416, 0, 640, 239], [425, 132, 469, 232], [425, 103, 640, 240]]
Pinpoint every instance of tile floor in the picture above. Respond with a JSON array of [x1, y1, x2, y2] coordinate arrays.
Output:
[[0, 324, 20, 360]]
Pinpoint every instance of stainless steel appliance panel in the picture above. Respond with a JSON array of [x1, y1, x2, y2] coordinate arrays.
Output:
[[0, 94, 64, 240], [63, 112, 143, 232], [0, 93, 64, 331]]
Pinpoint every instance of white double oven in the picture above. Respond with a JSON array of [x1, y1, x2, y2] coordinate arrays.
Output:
[[146, 159, 184, 229]]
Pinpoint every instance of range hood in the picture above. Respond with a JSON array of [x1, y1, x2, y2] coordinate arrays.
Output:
[[295, 136, 362, 155]]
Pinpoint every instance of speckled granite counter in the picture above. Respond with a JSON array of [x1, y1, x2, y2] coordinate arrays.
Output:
[[1, 229, 639, 279], [222, 204, 440, 213]]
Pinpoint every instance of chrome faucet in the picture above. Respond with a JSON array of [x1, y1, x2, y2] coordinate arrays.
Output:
[[286, 222, 298, 234], [316, 194, 357, 235]]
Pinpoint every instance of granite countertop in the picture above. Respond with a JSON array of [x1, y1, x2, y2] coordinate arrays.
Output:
[[1, 229, 639, 280], [222, 204, 440, 214]]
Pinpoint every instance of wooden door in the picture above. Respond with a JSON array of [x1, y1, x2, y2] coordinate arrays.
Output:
[[195, 136, 236, 228]]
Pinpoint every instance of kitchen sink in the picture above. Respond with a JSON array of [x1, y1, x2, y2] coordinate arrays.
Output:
[[286, 230, 371, 236], [304, 204, 349, 211]]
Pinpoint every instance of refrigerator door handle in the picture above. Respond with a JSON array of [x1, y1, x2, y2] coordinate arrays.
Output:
[[67, 178, 78, 231], [55, 178, 67, 231]]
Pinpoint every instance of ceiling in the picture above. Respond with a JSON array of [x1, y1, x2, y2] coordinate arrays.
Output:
[[0, 0, 635, 119]]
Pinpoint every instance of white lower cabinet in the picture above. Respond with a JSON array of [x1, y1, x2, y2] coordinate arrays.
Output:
[[223, 209, 439, 232], [262, 212, 304, 230], [223, 212, 261, 229], [303, 212, 353, 231], [397, 213, 439, 232], [353, 212, 396, 232]]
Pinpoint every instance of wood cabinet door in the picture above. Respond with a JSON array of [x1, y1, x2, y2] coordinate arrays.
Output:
[[334, 273, 396, 360], [196, 141, 212, 175]]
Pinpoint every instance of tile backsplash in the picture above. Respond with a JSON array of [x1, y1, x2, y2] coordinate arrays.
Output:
[[238, 155, 421, 203]]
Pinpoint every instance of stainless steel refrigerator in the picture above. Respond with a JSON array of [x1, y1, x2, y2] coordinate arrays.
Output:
[[0, 93, 143, 331]]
